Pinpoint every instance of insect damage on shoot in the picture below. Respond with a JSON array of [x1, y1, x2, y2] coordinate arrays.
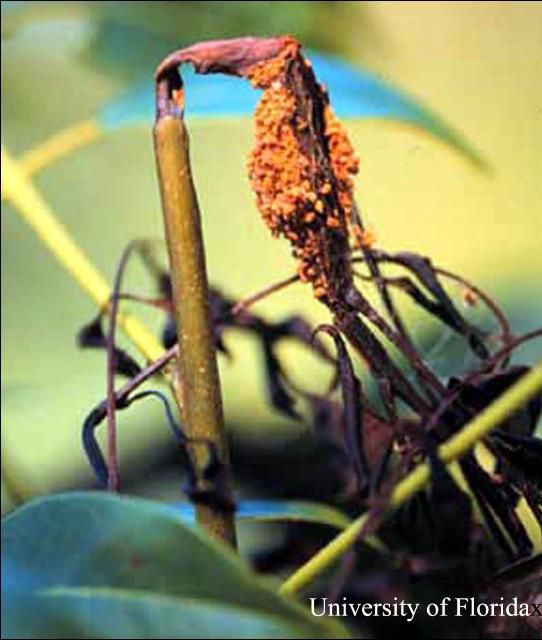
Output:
[[246, 37, 359, 303], [77, 37, 542, 606]]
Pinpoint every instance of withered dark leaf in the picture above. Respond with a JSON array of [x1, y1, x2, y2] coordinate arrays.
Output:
[[491, 431, 542, 486], [427, 453, 473, 556], [435, 366, 541, 450], [271, 316, 334, 363], [461, 453, 533, 560], [449, 366, 542, 437], [82, 403, 108, 486], [261, 338, 300, 420], [334, 310, 429, 416], [386, 274, 488, 349], [78, 314, 142, 378], [77, 313, 106, 348], [315, 324, 368, 495], [113, 348, 142, 378], [384, 251, 489, 359], [83, 389, 185, 489], [161, 314, 177, 349], [362, 412, 395, 492], [204, 289, 335, 420]]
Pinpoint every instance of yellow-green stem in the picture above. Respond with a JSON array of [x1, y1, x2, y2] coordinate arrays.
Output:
[[153, 114, 237, 548], [280, 361, 542, 596]]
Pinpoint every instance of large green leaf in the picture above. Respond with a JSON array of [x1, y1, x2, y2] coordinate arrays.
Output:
[[2, 492, 351, 639], [2, 589, 320, 639], [96, 53, 484, 168], [174, 499, 351, 529]]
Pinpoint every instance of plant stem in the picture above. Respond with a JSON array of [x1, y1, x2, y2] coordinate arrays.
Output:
[[279, 360, 542, 596], [153, 81, 237, 548], [105, 242, 143, 492]]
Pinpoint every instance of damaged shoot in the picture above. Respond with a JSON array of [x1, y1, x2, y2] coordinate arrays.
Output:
[[79, 37, 541, 617]]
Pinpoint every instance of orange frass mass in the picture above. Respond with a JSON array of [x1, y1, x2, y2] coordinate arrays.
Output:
[[246, 39, 359, 302]]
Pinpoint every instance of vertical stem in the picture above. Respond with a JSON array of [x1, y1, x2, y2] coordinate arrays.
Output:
[[153, 81, 237, 548], [105, 241, 141, 492]]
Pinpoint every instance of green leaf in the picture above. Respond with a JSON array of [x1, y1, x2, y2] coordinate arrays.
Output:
[[174, 499, 352, 529], [2, 589, 319, 639], [97, 52, 484, 168], [1, 2, 339, 79], [2, 492, 351, 639]]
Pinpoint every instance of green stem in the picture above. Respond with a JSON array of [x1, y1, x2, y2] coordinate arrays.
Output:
[[153, 87, 237, 548], [279, 361, 542, 596]]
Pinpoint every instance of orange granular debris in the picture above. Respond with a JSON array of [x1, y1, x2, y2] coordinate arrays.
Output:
[[171, 88, 185, 109], [246, 40, 359, 300], [352, 225, 376, 249], [324, 106, 359, 219], [320, 182, 332, 195], [462, 287, 478, 306]]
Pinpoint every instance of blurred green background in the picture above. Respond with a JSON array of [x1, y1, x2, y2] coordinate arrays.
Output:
[[2, 1, 541, 513]]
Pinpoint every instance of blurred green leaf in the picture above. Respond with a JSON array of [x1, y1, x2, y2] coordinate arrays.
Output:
[[1, 492, 351, 639], [98, 51, 485, 169], [1, 589, 326, 639], [2, 1, 483, 165], [174, 499, 351, 529], [1, 1, 337, 78]]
